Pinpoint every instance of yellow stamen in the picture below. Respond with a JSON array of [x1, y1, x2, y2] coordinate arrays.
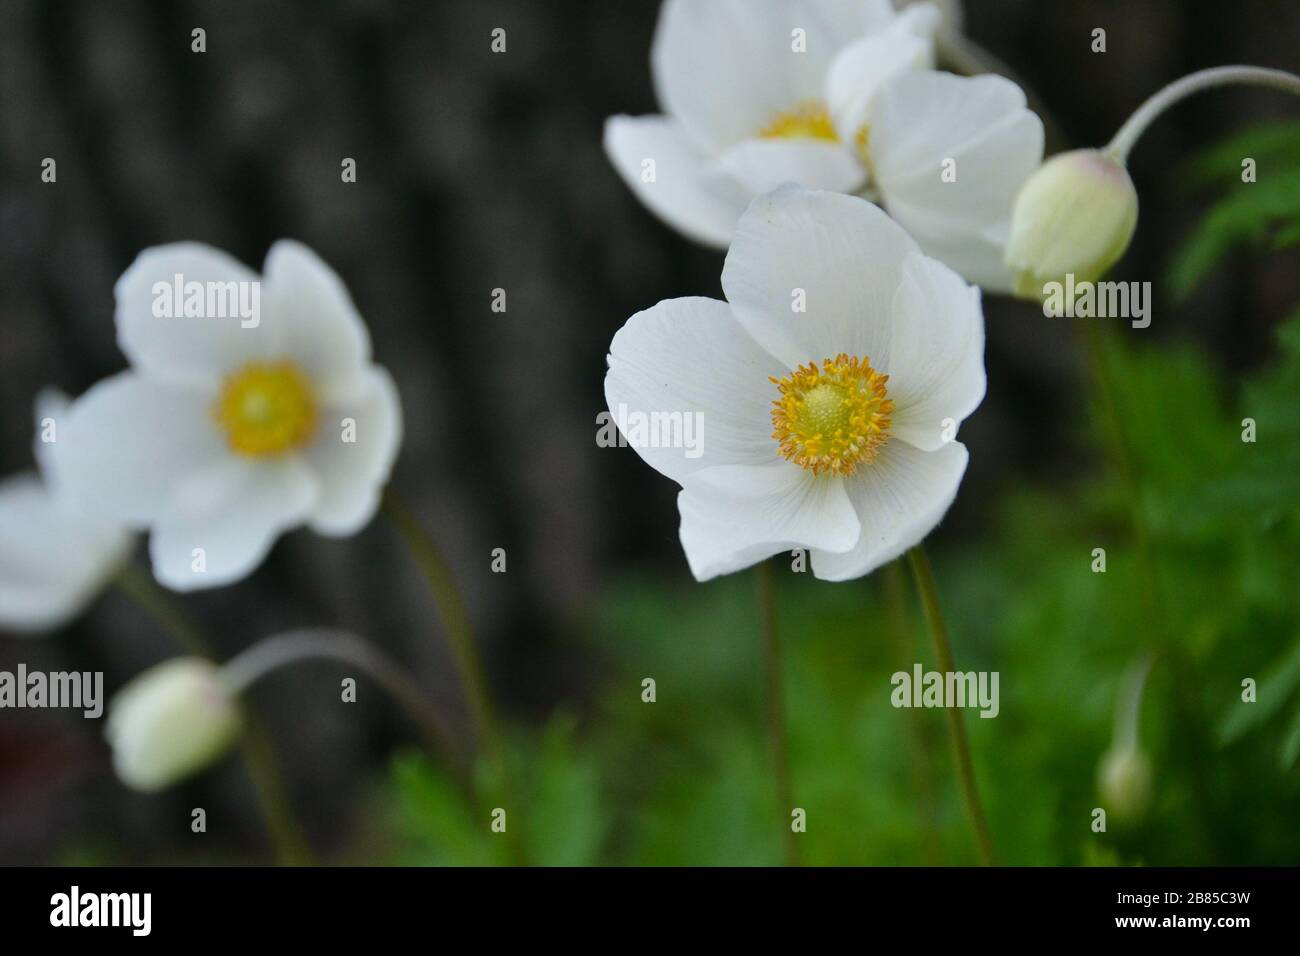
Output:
[[854, 123, 873, 169], [771, 354, 894, 476], [214, 360, 318, 456], [759, 101, 839, 142]]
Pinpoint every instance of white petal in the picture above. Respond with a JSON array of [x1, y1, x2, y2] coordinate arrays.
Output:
[[810, 439, 967, 581], [867, 72, 1044, 290], [262, 240, 373, 401], [150, 458, 319, 591], [678, 460, 859, 581], [115, 243, 280, 389], [885, 252, 986, 450], [0, 474, 132, 634], [306, 366, 403, 536], [716, 138, 866, 196], [55, 372, 227, 526], [721, 185, 919, 369], [605, 297, 787, 485], [603, 115, 749, 248], [652, 0, 896, 152], [827, 3, 940, 141]]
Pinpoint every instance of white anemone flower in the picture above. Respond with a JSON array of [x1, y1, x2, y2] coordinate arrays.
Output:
[[604, 0, 1043, 290], [55, 241, 402, 592], [0, 390, 132, 633], [605, 186, 984, 582]]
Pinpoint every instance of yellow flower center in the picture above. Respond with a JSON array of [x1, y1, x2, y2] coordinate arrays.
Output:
[[771, 354, 894, 476], [214, 361, 318, 456], [759, 101, 839, 142]]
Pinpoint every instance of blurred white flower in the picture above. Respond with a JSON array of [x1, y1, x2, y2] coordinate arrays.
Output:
[[55, 241, 402, 592], [106, 657, 242, 792], [0, 390, 132, 633], [604, 0, 1043, 289], [605, 186, 984, 581]]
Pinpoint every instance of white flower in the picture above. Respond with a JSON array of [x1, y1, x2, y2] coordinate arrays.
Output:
[[55, 241, 403, 591], [0, 390, 132, 633], [604, 0, 1043, 290], [605, 186, 984, 582], [106, 657, 242, 792]]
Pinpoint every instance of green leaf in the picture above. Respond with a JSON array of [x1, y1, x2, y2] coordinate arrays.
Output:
[[1167, 122, 1300, 300], [1218, 641, 1300, 745], [390, 751, 497, 866], [1280, 705, 1300, 770], [522, 715, 608, 866]]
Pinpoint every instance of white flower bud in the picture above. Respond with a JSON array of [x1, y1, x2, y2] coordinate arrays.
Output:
[[1098, 745, 1152, 822], [106, 658, 242, 792], [1005, 149, 1138, 299]]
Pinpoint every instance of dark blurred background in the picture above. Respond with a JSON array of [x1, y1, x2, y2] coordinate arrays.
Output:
[[1, 0, 1298, 864]]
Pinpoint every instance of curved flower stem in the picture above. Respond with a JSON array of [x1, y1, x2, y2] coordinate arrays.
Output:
[[222, 629, 459, 769], [110, 564, 313, 866], [380, 488, 523, 863], [1113, 653, 1155, 751], [755, 561, 798, 866], [905, 546, 996, 866], [1107, 65, 1300, 163]]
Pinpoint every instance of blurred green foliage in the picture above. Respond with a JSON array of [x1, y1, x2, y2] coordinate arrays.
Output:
[[1168, 121, 1300, 300], [388, 127, 1300, 866]]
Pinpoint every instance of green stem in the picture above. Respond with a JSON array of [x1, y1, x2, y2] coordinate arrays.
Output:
[[381, 488, 522, 864], [111, 564, 314, 866], [237, 722, 315, 866], [905, 546, 996, 866], [112, 563, 212, 658], [1113, 653, 1154, 751], [883, 559, 942, 865], [755, 561, 798, 866]]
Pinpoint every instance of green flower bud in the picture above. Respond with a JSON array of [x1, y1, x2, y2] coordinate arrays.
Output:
[[1005, 149, 1138, 299], [1098, 744, 1152, 822], [106, 658, 242, 792]]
